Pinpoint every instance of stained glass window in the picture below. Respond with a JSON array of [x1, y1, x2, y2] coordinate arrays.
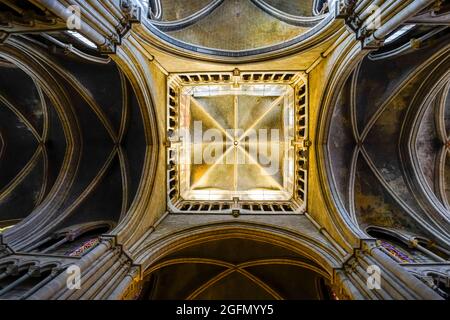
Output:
[[380, 240, 414, 263], [68, 238, 100, 257]]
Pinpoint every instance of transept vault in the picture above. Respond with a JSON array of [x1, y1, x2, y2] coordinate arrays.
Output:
[[0, 0, 449, 300]]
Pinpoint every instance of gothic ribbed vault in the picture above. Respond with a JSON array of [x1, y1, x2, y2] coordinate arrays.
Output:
[[0, 0, 450, 301]]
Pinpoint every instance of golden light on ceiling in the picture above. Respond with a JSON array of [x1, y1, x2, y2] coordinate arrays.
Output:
[[167, 70, 308, 214]]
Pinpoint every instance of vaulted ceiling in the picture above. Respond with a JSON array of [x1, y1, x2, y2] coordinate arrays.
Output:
[[326, 27, 450, 244], [147, 0, 326, 52], [0, 37, 148, 246], [141, 238, 332, 300]]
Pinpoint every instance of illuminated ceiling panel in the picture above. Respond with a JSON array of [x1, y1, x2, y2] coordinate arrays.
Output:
[[167, 70, 308, 214]]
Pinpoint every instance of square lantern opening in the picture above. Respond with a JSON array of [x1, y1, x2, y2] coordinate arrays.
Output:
[[167, 71, 308, 214]]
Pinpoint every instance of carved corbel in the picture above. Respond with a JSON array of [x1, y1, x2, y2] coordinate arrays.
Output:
[[120, 0, 141, 24], [121, 265, 143, 300], [98, 39, 116, 54], [303, 139, 312, 148], [343, 256, 359, 274], [333, 0, 358, 19], [28, 265, 42, 277], [333, 0, 361, 32], [361, 34, 384, 50], [109, 34, 121, 46], [410, 38, 422, 49], [360, 239, 378, 254], [346, 13, 362, 32], [100, 234, 117, 249]]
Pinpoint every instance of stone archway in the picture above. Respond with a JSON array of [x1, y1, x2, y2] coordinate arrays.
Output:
[[141, 237, 334, 300], [129, 216, 348, 300]]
